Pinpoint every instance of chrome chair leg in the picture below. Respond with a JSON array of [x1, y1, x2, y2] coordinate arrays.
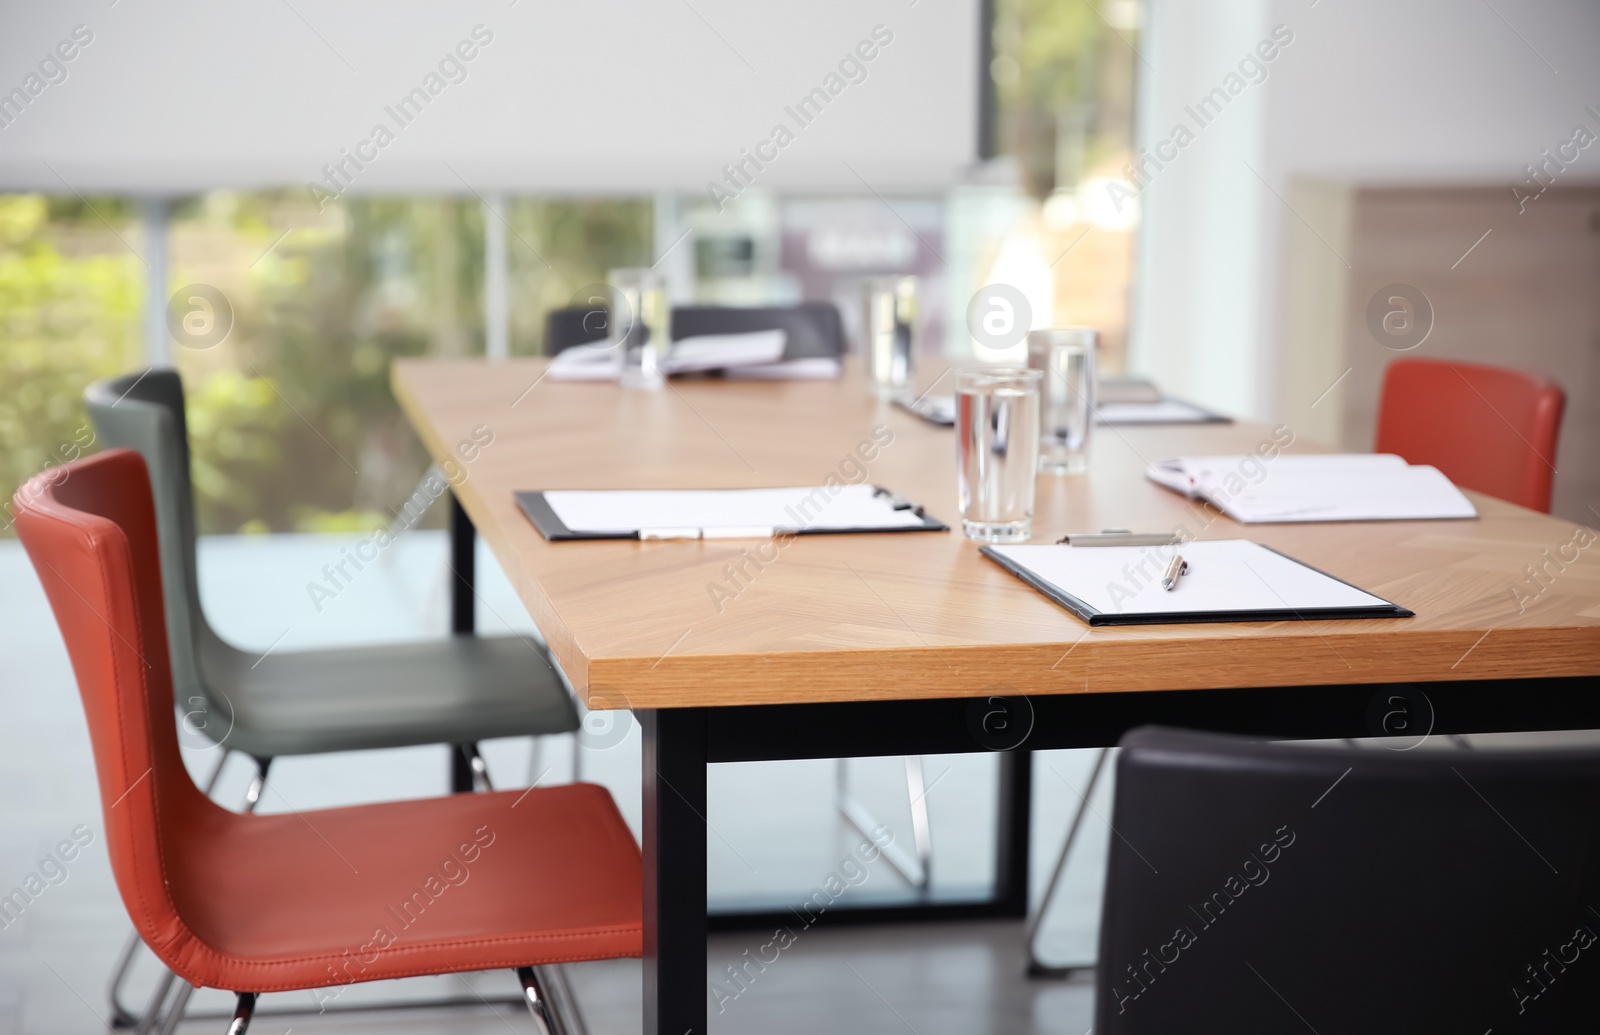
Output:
[[241, 757, 270, 811], [537, 962, 588, 1035], [904, 756, 934, 886], [151, 981, 194, 1035], [132, 970, 178, 1035], [516, 966, 559, 1035], [226, 993, 256, 1035], [836, 757, 931, 889], [1025, 747, 1110, 977], [464, 742, 493, 792]]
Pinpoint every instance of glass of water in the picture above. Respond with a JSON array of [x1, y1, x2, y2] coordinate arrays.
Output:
[[608, 267, 669, 389], [956, 367, 1043, 542], [1029, 328, 1098, 474], [862, 276, 917, 400]]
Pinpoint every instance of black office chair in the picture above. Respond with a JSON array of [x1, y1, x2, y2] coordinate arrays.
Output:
[[545, 302, 613, 353], [1096, 726, 1600, 1032]]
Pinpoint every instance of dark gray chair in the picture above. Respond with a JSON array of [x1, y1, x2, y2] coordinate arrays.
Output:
[[1095, 726, 1600, 1032], [85, 369, 580, 1028]]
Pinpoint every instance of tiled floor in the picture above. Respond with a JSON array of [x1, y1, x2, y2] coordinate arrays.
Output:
[[0, 531, 1106, 1033]]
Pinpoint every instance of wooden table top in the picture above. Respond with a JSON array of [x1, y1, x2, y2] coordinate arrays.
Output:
[[393, 357, 1600, 709]]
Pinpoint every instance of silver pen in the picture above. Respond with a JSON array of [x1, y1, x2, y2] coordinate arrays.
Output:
[[638, 526, 777, 541], [1162, 555, 1188, 591], [1058, 530, 1180, 547]]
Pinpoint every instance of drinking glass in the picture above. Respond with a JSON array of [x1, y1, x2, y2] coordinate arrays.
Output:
[[955, 367, 1043, 542], [608, 267, 669, 389], [1028, 328, 1098, 474], [862, 276, 917, 400]]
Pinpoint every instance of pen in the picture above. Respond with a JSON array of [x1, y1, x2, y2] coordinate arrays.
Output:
[[1058, 530, 1180, 547], [638, 526, 777, 540], [1162, 554, 1188, 591]]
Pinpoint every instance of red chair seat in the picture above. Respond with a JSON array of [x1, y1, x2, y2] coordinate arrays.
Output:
[[159, 784, 641, 992]]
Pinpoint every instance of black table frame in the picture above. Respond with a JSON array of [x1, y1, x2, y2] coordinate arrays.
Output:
[[450, 494, 1599, 1034]]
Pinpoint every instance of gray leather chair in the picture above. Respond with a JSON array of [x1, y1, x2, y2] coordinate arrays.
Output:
[[86, 368, 580, 1027]]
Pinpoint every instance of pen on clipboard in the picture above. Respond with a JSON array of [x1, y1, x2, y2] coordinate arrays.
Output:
[[1057, 529, 1180, 547], [638, 526, 777, 541], [1162, 554, 1188, 591]]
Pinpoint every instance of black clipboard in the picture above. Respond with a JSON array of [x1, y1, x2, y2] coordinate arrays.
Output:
[[979, 543, 1413, 627], [517, 485, 948, 541]]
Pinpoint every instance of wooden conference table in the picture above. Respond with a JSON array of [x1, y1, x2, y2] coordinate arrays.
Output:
[[394, 356, 1600, 1035]]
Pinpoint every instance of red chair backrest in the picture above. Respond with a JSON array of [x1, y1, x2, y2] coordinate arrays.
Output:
[[13, 449, 214, 976], [1375, 358, 1565, 513]]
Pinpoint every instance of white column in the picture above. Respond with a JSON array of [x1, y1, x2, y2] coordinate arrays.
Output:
[[143, 197, 170, 367], [483, 193, 509, 361]]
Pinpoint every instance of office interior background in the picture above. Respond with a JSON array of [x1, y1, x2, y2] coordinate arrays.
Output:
[[2, 0, 1598, 1032]]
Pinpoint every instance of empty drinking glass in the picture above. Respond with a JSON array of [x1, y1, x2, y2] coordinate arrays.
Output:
[[1029, 328, 1097, 474], [863, 276, 917, 400], [608, 267, 668, 389], [956, 367, 1043, 542]]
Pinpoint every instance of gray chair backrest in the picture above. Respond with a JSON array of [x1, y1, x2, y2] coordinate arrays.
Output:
[[84, 369, 210, 704]]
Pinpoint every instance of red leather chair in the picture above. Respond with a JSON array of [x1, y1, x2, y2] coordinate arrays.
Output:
[[1375, 357, 1565, 513], [13, 449, 641, 1035]]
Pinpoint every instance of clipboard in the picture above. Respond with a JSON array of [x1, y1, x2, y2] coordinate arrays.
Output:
[[517, 484, 948, 541], [980, 539, 1413, 626]]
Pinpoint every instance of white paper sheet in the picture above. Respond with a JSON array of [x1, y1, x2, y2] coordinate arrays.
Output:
[[1146, 454, 1477, 522], [542, 484, 928, 535], [988, 539, 1395, 618]]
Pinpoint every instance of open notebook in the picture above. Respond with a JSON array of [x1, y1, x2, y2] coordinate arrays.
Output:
[[1146, 454, 1477, 523], [547, 330, 842, 381], [982, 539, 1411, 626], [517, 484, 946, 540]]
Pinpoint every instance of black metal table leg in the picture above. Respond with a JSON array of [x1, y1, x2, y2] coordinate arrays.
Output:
[[450, 491, 477, 794], [641, 708, 709, 1035], [450, 492, 476, 635], [994, 749, 1032, 917]]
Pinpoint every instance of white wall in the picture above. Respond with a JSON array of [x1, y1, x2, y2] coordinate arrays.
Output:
[[0, 0, 980, 195], [1131, 0, 1600, 423]]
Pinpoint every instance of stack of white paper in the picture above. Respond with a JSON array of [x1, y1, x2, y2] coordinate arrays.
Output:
[[1146, 454, 1477, 522], [545, 330, 837, 381]]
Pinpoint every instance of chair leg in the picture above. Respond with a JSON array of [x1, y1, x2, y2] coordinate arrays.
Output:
[[1024, 747, 1110, 977], [225, 993, 256, 1035], [242, 757, 270, 812], [904, 756, 934, 887], [151, 981, 195, 1035], [463, 742, 493, 792], [536, 963, 588, 1035], [516, 966, 559, 1035], [132, 970, 177, 1035], [836, 757, 931, 889]]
